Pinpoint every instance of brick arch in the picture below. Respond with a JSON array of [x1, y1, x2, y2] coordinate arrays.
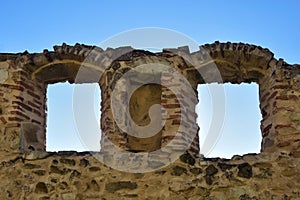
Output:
[[28, 44, 103, 84], [201, 42, 273, 83], [178, 42, 273, 85], [27, 42, 274, 84]]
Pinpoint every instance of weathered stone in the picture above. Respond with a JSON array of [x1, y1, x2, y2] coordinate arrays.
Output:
[[281, 168, 298, 177], [105, 181, 137, 193], [23, 163, 41, 169], [205, 165, 218, 176], [237, 163, 253, 178], [239, 194, 259, 200], [89, 166, 101, 172], [190, 167, 202, 175], [217, 163, 236, 172], [32, 170, 46, 176], [255, 168, 272, 178], [253, 162, 272, 168], [171, 166, 187, 176], [70, 170, 81, 179], [180, 152, 195, 165], [58, 182, 68, 190], [50, 166, 71, 175], [6, 190, 13, 198], [35, 182, 48, 194], [204, 175, 214, 185], [59, 158, 76, 166], [79, 158, 89, 167], [90, 180, 100, 191], [24, 151, 55, 160]]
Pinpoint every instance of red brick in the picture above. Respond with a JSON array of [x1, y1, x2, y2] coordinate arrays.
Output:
[[5, 123, 20, 127], [162, 135, 175, 141], [33, 99, 43, 106], [275, 124, 293, 129], [277, 141, 291, 147], [273, 84, 290, 89], [15, 81, 34, 91], [260, 91, 270, 102], [262, 124, 272, 135], [276, 95, 298, 101], [28, 101, 40, 109], [162, 93, 177, 98], [0, 116, 7, 124], [8, 117, 23, 122], [33, 109, 41, 116], [163, 104, 180, 109], [10, 110, 30, 120], [13, 95, 24, 101], [169, 114, 181, 119], [27, 90, 41, 99], [267, 91, 278, 101], [31, 119, 42, 125], [2, 84, 24, 91], [12, 101, 32, 112]]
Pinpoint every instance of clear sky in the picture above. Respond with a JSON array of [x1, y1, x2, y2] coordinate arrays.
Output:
[[1, 1, 299, 158]]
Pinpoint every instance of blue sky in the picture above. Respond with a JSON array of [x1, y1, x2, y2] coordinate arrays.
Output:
[[1, 1, 299, 158]]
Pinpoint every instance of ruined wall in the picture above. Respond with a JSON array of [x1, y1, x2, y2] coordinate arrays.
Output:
[[0, 42, 299, 199]]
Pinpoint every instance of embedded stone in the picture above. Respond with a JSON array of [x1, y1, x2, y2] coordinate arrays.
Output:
[[179, 152, 195, 165], [23, 163, 41, 169], [58, 182, 68, 190], [32, 170, 46, 176], [90, 180, 100, 191], [6, 190, 12, 198], [281, 168, 297, 177], [218, 163, 236, 172], [59, 158, 76, 166], [50, 166, 70, 175], [205, 165, 218, 176], [79, 158, 89, 167], [239, 194, 258, 200], [70, 170, 81, 179], [89, 166, 101, 172], [204, 175, 214, 185], [190, 167, 202, 175], [171, 166, 187, 176], [35, 182, 48, 194], [253, 162, 272, 168], [105, 181, 137, 193], [237, 163, 253, 178]]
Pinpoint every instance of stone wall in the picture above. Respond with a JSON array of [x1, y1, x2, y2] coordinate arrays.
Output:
[[0, 151, 300, 199], [0, 42, 299, 199]]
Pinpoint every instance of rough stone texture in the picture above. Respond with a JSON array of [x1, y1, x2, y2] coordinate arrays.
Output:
[[0, 41, 299, 199], [0, 152, 299, 199]]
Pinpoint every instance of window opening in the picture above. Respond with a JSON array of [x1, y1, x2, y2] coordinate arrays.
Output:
[[197, 83, 262, 158], [46, 82, 101, 151]]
